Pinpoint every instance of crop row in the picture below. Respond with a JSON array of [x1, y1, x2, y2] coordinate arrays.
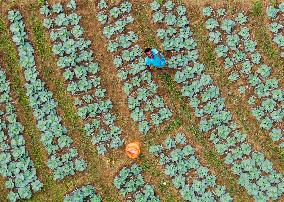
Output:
[[0, 67, 43, 202], [40, 0, 124, 155], [64, 184, 102, 202], [149, 132, 232, 201], [97, 0, 172, 134], [8, 9, 86, 180], [203, 6, 284, 149], [114, 163, 160, 201], [150, 1, 284, 201], [267, 2, 284, 58]]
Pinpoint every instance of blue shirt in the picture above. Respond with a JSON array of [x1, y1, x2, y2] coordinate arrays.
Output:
[[145, 49, 166, 68]]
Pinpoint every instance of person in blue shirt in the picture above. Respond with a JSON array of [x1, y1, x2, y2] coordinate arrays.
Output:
[[144, 48, 166, 68]]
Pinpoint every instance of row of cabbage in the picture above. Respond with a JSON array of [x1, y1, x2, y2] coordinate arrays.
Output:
[[150, 1, 284, 201], [64, 184, 102, 202], [8, 9, 86, 180], [203, 7, 284, 149], [114, 163, 160, 201], [0, 67, 43, 201], [149, 132, 232, 201], [266, 2, 284, 58], [40, 0, 124, 155], [151, 0, 196, 69], [97, 0, 172, 135]]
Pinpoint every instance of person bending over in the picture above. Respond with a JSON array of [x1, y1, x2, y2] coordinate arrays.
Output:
[[144, 48, 166, 68]]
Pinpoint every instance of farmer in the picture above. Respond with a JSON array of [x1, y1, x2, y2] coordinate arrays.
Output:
[[144, 48, 167, 68]]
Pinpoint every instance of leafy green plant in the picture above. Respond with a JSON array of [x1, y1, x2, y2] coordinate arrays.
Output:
[[209, 31, 221, 44], [41, 1, 124, 153], [269, 22, 283, 33], [150, 1, 160, 11], [67, 0, 76, 10], [97, 0, 172, 134], [149, 133, 232, 201], [164, 0, 175, 11], [220, 19, 236, 34], [266, 6, 279, 18], [155, 3, 284, 200], [235, 13, 247, 24], [257, 64, 271, 78], [10, 9, 87, 180], [153, 11, 164, 23], [203, 6, 213, 17], [217, 8, 226, 16], [114, 164, 160, 201], [205, 18, 219, 31], [64, 185, 102, 202], [0, 68, 43, 201]]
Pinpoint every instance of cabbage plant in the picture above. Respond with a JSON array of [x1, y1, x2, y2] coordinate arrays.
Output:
[[114, 164, 160, 201], [9, 9, 87, 181], [41, 0, 124, 154], [266, 3, 284, 57], [151, 2, 284, 200], [97, 0, 172, 134], [202, 7, 284, 150], [149, 133, 232, 201], [0, 68, 43, 202], [64, 184, 102, 202]]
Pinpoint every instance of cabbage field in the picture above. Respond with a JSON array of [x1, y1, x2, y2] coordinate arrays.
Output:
[[0, 0, 283, 201]]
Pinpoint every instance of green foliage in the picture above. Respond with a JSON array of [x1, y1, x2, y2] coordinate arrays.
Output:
[[209, 31, 221, 44], [114, 164, 160, 201], [220, 19, 235, 34], [0, 68, 43, 201], [97, 1, 172, 134], [266, 6, 278, 18], [235, 13, 247, 24], [269, 22, 283, 33], [257, 65, 271, 78], [150, 1, 161, 11], [203, 6, 213, 17], [64, 185, 102, 202], [238, 27, 250, 39], [226, 34, 240, 50], [164, 0, 175, 11], [153, 11, 164, 23], [67, 0, 76, 10], [156, 4, 284, 199], [251, 52, 262, 64], [217, 8, 226, 16], [149, 133, 232, 201], [244, 39, 256, 53], [215, 45, 228, 58], [205, 18, 219, 31], [41, 1, 125, 153], [10, 8, 87, 180], [98, 0, 108, 10], [238, 86, 246, 94]]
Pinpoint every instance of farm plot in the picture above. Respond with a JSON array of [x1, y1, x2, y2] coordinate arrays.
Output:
[[40, 0, 124, 155], [202, 6, 284, 149], [149, 0, 284, 201], [266, 2, 284, 58], [114, 163, 160, 201], [8, 9, 87, 181], [0, 67, 43, 202], [149, 132, 232, 201], [97, 0, 173, 134], [1, 0, 284, 201]]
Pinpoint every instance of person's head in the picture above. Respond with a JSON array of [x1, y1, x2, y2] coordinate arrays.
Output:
[[144, 48, 152, 57]]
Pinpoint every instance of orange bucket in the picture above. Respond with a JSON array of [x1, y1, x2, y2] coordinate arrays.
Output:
[[125, 142, 141, 159]]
